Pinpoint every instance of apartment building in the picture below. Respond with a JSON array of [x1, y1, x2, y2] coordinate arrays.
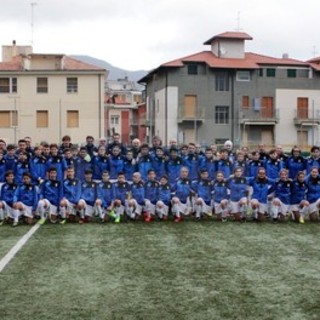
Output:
[[139, 32, 320, 149], [0, 42, 107, 145], [105, 77, 145, 144]]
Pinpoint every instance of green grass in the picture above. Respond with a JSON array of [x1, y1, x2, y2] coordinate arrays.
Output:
[[1, 221, 320, 320]]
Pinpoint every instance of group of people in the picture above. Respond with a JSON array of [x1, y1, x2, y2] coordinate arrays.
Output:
[[1, 133, 320, 226]]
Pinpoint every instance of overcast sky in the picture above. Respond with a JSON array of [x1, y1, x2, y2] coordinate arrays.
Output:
[[0, 0, 319, 71]]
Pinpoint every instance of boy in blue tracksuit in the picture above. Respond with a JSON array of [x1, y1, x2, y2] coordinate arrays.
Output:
[[228, 167, 249, 222], [91, 146, 109, 181], [46, 144, 67, 181], [200, 148, 216, 181], [155, 175, 172, 220], [126, 171, 145, 220], [212, 171, 229, 222], [265, 149, 285, 180], [75, 147, 92, 182], [216, 148, 233, 179], [110, 172, 131, 223], [290, 171, 308, 224], [305, 167, 320, 222], [123, 150, 136, 182], [144, 169, 159, 222], [192, 168, 214, 220], [108, 145, 125, 180], [152, 147, 166, 180], [166, 148, 183, 186], [14, 151, 31, 184], [4, 144, 17, 172], [246, 151, 265, 178], [95, 170, 114, 222], [37, 167, 63, 224], [271, 169, 292, 222], [171, 167, 195, 223], [286, 146, 306, 180], [78, 169, 97, 223], [0, 151, 6, 184], [137, 144, 153, 182], [248, 167, 275, 222], [13, 172, 38, 225], [30, 146, 47, 184], [0, 170, 18, 225], [60, 166, 81, 223], [183, 143, 203, 181], [306, 146, 320, 174]]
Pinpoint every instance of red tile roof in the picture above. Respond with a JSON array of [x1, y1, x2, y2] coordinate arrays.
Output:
[[204, 32, 253, 45], [0, 55, 105, 72], [0, 56, 23, 71], [309, 63, 320, 71]]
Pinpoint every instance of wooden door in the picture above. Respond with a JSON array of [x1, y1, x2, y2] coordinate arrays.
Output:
[[297, 97, 308, 119], [184, 95, 197, 118], [261, 97, 274, 118]]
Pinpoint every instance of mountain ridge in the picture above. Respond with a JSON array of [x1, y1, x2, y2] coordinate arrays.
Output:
[[72, 55, 149, 83]]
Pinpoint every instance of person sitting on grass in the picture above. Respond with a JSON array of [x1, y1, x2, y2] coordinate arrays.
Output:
[[271, 169, 292, 223], [248, 167, 275, 222], [228, 167, 250, 222], [37, 167, 63, 224], [0, 170, 18, 226], [212, 171, 229, 222], [144, 169, 160, 222], [60, 166, 81, 224], [78, 169, 97, 224], [171, 167, 195, 223], [155, 175, 171, 221], [13, 172, 38, 226], [192, 168, 214, 221], [109, 172, 131, 223], [95, 170, 114, 223], [305, 167, 320, 222], [290, 171, 309, 224], [126, 172, 145, 220]]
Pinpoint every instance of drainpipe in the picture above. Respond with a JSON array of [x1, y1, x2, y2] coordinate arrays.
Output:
[[231, 72, 235, 142], [165, 70, 168, 146]]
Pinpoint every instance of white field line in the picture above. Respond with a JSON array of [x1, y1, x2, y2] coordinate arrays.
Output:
[[0, 223, 40, 273]]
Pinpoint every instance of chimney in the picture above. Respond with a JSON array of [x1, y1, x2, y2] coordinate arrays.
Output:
[[282, 53, 289, 59], [12, 40, 17, 57]]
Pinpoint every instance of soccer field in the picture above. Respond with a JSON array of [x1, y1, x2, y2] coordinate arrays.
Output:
[[1, 221, 320, 320]]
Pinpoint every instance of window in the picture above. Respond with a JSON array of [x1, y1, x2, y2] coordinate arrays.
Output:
[[0, 78, 10, 93], [215, 72, 229, 91], [266, 68, 276, 77], [111, 115, 120, 125], [133, 94, 141, 103], [67, 77, 78, 93], [259, 69, 264, 77], [12, 78, 17, 93], [0, 111, 18, 127], [215, 138, 228, 145], [236, 71, 250, 81], [67, 110, 79, 128], [37, 77, 48, 93], [188, 64, 198, 75], [36, 111, 49, 128], [287, 69, 297, 78], [242, 96, 250, 108], [215, 106, 229, 124], [0, 78, 18, 93]]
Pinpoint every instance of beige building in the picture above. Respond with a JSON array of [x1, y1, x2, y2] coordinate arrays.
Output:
[[0, 42, 107, 145]]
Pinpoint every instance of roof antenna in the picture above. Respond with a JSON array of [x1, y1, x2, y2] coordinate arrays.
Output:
[[30, 2, 38, 47], [235, 11, 242, 31], [312, 46, 318, 58]]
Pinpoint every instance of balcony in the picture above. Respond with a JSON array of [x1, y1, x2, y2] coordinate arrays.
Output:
[[293, 108, 320, 126], [177, 108, 205, 124], [240, 107, 279, 125]]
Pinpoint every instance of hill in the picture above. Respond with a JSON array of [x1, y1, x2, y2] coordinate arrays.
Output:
[[72, 55, 148, 83]]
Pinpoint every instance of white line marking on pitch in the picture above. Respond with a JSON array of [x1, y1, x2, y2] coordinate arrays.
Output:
[[0, 223, 40, 273]]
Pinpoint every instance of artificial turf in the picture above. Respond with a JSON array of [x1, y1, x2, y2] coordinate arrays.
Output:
[[1, 221, 320, 320]]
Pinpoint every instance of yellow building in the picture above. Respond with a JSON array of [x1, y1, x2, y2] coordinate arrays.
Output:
[[0, 42, 107, 145]]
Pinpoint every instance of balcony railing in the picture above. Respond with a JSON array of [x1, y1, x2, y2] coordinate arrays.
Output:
[[177, 108, 205, 124], [240, 107, 279, 124], [293, 108, 320, 126]]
